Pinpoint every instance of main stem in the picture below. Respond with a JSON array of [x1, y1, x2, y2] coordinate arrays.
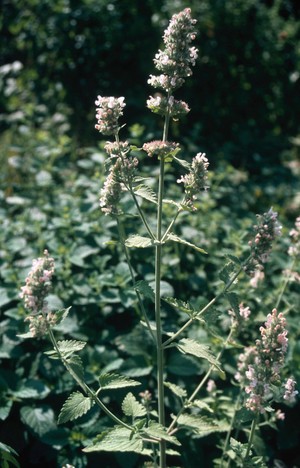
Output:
[[155, 104, 170, 468]]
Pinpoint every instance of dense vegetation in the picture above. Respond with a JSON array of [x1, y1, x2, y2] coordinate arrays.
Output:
[[0, 1, 299, 467]]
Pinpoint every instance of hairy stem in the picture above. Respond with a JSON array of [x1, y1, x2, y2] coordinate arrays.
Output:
[[47, 325, 132, 430], [245, 412, 259, 459], [155, 93, 171, 468], [117, 217, 156, 342]]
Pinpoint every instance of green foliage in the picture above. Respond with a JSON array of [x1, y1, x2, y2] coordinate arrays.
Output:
[[58, 392, 93, 424], [0, 1, 299, 467]]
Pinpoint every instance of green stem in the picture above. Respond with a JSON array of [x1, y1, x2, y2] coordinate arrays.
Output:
[[47, 325, 132, 431], [116, 217, 156, 342], [155, 156, 166, 468], [115, 132, 155, 240], [245, 412, 259, 459], [161, 201, 184, 243], [163, 255, 252, 348], [155, 92, 171, 468]]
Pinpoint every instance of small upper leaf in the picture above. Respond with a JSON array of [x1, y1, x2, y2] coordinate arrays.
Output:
[[133, 185, 157, 204], [98, 373, 141, 391], [122, 392, 146, 418], [166, 233, 207, 254], [134, 280, 155, 302], [125, 235, 154, 249], [45, 340, 86, 359], [58, 391, 92, 424], [164, 381, 187, 399]]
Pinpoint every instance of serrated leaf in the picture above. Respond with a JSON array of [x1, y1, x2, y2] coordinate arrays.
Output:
[[58, 391, 92, 424], [54, 306, 72, 326], [177, 338, 223, 373], [164, 381, 187, 399], [226, 292, 240, 316], [122, 392, 146, 418], [45, 340, 86, 359], [67, 354, 84, 380], [167, 233, 207, 254], [83, 426, 144, 453], [163, 297, 195, 316], [98, 373, 141, 390], [134, 280, 155, 302], [176, 414, 219, 436], [125, 235, 153, 248], [20, 405, 56, 436], [133, 185, 157, 204], [201, 307, 221, 325], [219, 262, 235, 284], [226, 254, 241, 265], [192, 400, 214, 412], [142, 422, 181, 446]]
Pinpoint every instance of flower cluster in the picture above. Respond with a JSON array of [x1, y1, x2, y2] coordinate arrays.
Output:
[[20, 250, 56, 337], [95, 96, 125, 136], [236, 309, 298, 413], [246, 208, 282, 275], [147, 94, 190, 119], [148, 8, 198, 92], [142, 140, 179, 159], [177, 152, 209, 208], [99, 151, 138, 215], [288, 216, 300, 257], [283, 378, 298, 403], [20, 250, 55, 315]]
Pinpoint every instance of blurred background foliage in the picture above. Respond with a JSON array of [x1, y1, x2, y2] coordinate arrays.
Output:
[[0, 0, 300, 467]]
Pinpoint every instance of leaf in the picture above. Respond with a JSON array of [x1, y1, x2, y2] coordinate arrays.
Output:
[[0, 443, 20, 468], [164, 381, 187, 399], [163, 297, 195, 316], [219, 262, 235, 284], [122, 392, 146, 418], [173, 155, 191, 170], [142, 422, 181, 446], [83, 426, 144, 453], [226, 292, 240, 317], [67, 354, 84, 380], [134, 280, 155, 302], [58, 391, 92, 424], [133, 185, 157, 204], [167, 233, 207, 254], [45, 340, 86, 359], [125, 235, 153, 249], [176, 414, 219, 436], [98, 373, 141, 391], [54, 307, 72, 326], [20, 405, 56, 436], [177, 338, 223, 374]]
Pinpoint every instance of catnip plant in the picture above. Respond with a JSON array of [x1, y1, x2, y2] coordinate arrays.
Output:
[[19, 9, 297, 468]]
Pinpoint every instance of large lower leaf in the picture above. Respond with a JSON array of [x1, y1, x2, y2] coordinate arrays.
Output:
[[83, 426, 144, 453], [20, 405, 56, 436]]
